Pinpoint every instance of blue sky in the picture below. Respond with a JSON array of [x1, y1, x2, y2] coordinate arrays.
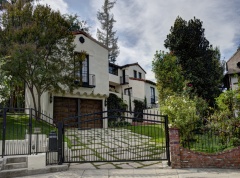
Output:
[[40, 0, 240, 81]]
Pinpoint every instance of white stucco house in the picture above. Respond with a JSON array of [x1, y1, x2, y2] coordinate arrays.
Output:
[[109, 62, 158, 111], [25, 31, 109, 128], [25, 31, 158, 127], [225, 48, 240, 90]]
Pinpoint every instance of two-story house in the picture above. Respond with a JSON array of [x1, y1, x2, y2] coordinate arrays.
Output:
[[225, 48, 240, 90], [25, 31, 158, 127], [109, 62, 158, 111], [25, 31, 109, 128]]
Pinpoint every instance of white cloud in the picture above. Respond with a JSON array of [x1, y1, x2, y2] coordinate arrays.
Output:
[[37, 0, 69, 14], [108, 0, 240, 81], [68, 0, 240, 81]]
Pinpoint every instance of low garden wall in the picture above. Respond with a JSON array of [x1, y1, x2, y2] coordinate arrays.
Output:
[[169, 128, 240, 169]]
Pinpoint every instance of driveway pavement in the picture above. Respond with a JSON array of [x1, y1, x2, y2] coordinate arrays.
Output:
[[64, 128, 167, 162]]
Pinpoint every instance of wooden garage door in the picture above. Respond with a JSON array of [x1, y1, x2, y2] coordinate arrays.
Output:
[[79, 99, 103, 129], [53, 97, 78, 125], [54, 97, 102, 128]]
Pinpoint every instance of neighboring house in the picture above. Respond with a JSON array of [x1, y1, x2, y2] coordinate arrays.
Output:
[[225, 48, 240, 90], [109, 62, 158, 111], [25, 31, 158, 127]]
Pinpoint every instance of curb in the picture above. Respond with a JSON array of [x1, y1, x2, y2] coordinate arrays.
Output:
[[0, 164, 69, 178]]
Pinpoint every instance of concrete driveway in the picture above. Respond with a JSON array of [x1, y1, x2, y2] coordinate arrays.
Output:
[[64, 128, 167, 162]]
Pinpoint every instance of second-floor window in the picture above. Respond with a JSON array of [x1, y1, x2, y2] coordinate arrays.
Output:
[[134, 70, 137, 78], [139, 72, 142, 79], [150, 87, 155, 104], [74, 53, 89, 86], [109, 65, 118, 75]]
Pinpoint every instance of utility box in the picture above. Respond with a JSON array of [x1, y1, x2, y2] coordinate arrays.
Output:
[[49, 131, 58, 151]]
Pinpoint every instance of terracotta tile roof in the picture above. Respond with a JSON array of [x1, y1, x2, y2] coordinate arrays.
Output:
[[129, 77, 156, 85], [120, 63, 147, 73], [109, 62, 147, 74]]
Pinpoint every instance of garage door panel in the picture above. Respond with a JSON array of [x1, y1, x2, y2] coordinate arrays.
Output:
[[53, 97, 78, 124], [54, 97, 103, 128], [79, 99, 103, 129]]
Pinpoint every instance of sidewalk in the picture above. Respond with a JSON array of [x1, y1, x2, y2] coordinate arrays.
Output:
[[17, 162, 240, 178]]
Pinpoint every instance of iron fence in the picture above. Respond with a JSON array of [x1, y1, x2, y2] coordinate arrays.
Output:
[[0, 108, 58, 165], [180, 116, 240, 153], [60, 109, 170, 165], [0, 108, 171, 166]]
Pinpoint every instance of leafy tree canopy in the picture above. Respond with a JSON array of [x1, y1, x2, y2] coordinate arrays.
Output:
[[65, 14, 90, 33], [0, 0, 83, 117], [152, 51, 185, 101], [164, 16, 224, 105]]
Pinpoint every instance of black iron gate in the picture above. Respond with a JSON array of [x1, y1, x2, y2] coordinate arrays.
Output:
[[59, 109, 170, 165], [0, 108, 59, 165]]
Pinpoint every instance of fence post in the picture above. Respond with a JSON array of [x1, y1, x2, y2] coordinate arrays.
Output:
[[29, 108, 33, 155], [169, 127, 181, 168], [164, 115, 171, 166], [58, 122, 63, 165], [2, 108, 7, 158]]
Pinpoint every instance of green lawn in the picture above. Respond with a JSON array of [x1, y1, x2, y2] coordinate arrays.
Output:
[[127, 124, 166, 144], [0, 114, 56, 140], [182, 133, 235, 153]]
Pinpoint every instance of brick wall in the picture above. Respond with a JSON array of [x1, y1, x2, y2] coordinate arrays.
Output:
[[169, 128, 240, 169], [169, 128, 181, 168]]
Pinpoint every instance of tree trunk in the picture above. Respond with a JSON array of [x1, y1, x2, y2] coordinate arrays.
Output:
[[27, 85, 42, 120], [37, 93, 42, 120], [29, 87, 38, 119]]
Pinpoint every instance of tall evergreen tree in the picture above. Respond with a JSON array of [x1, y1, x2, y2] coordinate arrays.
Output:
[[164, 16, 224, 105], [65, 14, 90, 33], [97, 0, 119, 63], [0, 0, 7, 9]]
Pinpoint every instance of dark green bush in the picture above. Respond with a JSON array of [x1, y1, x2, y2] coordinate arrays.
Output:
[[232, 137, 240, 147]]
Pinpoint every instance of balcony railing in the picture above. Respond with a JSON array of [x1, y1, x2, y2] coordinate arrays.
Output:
[[120, 75, 129, 85], [74, 73, 95, 88]]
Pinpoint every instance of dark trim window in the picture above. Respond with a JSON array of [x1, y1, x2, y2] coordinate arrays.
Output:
[[138, 72, 142, 79], [124, 87, 132, 96], [109, 65, 118, 75], [74, 53, 89, 86], [150, 87, 155, 104], [134, 70, 137, 78], [122, 70, 126, 83]]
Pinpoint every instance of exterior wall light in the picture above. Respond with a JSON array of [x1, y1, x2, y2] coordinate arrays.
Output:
[[49, 93, 53, 103]]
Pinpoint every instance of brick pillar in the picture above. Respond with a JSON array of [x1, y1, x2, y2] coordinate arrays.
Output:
[[169, 127, 181, 168]]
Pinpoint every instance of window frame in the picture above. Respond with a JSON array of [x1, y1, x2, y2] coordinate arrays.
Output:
[[150, 87, 155, 104], [134, 70, 137, 78], [74, 53, 89, 86], [109, 65, 118, 76], [138, 72, 142, 79]]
